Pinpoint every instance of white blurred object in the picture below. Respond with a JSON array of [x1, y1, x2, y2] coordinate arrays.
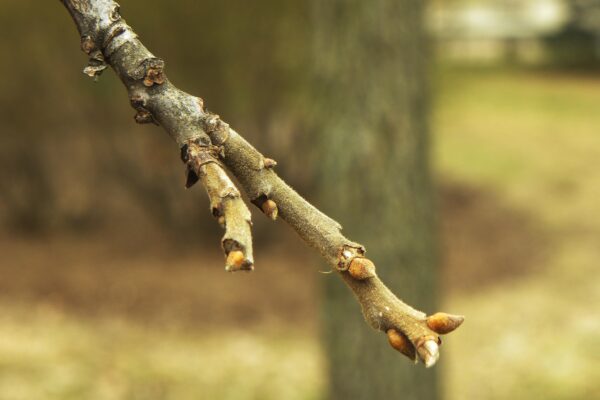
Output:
[[428, 0, 568, 40]]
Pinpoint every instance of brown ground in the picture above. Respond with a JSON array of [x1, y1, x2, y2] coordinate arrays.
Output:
[[0, 181, 545, 328], [439, 180, 548, 293]]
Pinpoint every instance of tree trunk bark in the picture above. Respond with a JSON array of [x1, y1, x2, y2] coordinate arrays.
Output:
[[312, 1, 439, 399]]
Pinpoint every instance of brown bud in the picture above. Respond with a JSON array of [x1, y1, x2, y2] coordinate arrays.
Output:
[[217, 216, 225, 227], [426, 312, 464, 334], [261, 199, 278, 221], [387, 329, 416, 361], [130, 94, 145, 109], [225, 250, 246, 271], [134, 109, 157, 125], [263, 158, 277, 168], [348, 258, 376, 280], [81, 36, 95, 54]]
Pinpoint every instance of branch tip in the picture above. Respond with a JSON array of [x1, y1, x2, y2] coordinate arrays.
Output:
[[225, 250, 253, 272], [417, 339, 440, 368]]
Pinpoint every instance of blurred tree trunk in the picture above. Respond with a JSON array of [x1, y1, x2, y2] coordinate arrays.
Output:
[[311, 1, 439, 399]]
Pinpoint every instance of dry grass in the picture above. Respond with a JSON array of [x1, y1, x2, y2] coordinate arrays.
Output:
[[0, 303, 323, 400], [0, 235, 323, 400], [436, 67, 600, 400]]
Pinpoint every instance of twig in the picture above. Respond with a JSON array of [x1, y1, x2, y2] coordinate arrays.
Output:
[[181, 141, 253, 271], [59, 0, 463, 367]]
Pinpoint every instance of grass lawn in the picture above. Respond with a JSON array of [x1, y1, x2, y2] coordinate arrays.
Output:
[[436, 67, 600, 400]]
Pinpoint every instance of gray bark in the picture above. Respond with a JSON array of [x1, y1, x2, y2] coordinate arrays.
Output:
[[58, 1, 461, 390], [312, 1, 440, 398]]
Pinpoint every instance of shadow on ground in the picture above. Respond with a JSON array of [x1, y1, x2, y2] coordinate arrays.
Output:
[[439, 180, 549, 293], [0, 179, 547, 326]]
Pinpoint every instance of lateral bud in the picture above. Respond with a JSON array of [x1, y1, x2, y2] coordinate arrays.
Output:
[[134, 109, 158, 125], [80, 35, 95, 54], [348, 257, 376, 280], [129, 93, 146, 109], [261, 199, 278, 220], [263, 158, 277, 169], [426, 312, 465, 334], [387, 329, 416, 361]]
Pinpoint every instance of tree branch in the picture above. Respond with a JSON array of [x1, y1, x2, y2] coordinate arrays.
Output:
[[59, 0, 463, 367], [182, 142, 254, 271]]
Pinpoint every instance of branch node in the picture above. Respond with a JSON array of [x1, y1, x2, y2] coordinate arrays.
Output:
[[181, 141, 221, 168], [336, 245, 365, 271], [142, 58, 165, 87], [83, 50, 107, 78], [129, 93, 146, 109], [181, 141, 221, 188], [202, 112, 230, 144]]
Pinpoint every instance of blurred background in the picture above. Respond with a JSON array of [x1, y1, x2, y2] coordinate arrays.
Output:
[[1, 0, 599, 399]]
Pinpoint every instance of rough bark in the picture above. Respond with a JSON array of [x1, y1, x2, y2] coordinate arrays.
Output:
[[59, 0, 462, 369], [311, 1, 445, 397]]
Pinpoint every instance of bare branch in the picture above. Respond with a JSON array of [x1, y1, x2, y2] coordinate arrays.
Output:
[[204, 125, 465, 365], [61, 0, 254, 271], [59, 0, 463, 367], [182, 142, 253, 271]]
